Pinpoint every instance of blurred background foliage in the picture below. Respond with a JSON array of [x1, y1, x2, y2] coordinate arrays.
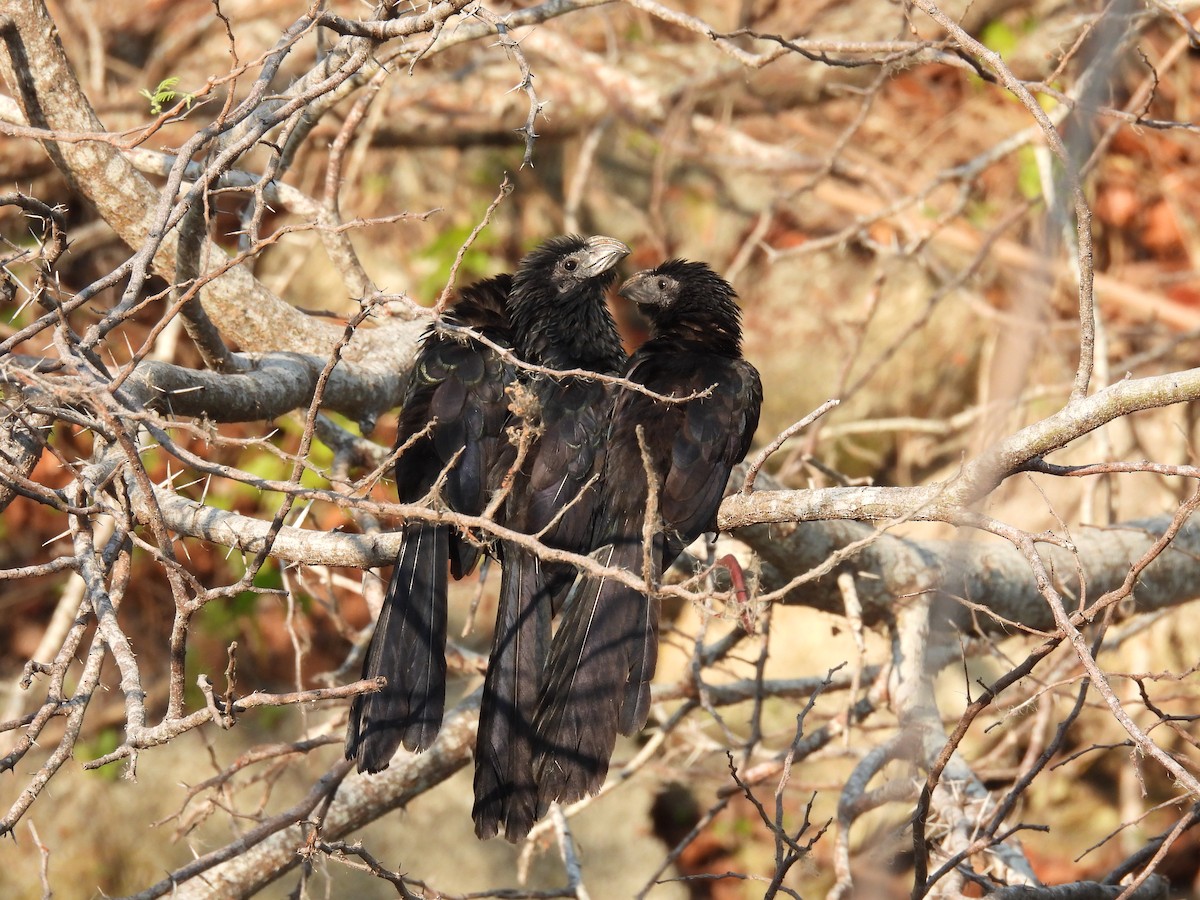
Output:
[[4, 0, 1200, 895]]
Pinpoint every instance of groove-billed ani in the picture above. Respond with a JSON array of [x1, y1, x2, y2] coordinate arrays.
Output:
[[346, 274, 515, 771], [472, 235, 630, 841], [532, 260, 762, 812]]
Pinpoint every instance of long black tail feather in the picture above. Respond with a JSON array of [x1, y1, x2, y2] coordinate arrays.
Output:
[[472, 545, 551, 841], [346, 522, 449, 771], [532, 540, 659, 813]]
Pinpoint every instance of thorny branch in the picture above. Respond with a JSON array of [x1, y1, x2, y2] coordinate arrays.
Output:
[[3, 0, 1200, 897]]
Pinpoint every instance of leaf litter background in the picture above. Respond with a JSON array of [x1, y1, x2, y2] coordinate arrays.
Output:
[[4, 0, 1200, 895]]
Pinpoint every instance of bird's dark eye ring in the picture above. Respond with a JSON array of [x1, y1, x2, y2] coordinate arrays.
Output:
[[657, 279, 667, 290], [564, 259, 578, 272]]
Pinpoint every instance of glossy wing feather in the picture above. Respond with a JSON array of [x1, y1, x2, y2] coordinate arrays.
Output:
[[347, 275, 515, 767]]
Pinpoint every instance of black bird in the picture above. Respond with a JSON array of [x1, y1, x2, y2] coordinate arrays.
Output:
[[532, 259, 762, 811], [347, 273, 516, 771], [472, 235, 630, 841]]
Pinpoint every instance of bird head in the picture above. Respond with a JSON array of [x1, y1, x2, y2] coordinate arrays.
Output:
[[509, 235, 630, 372], [513, 235, 630, 300], [619, 259, 737, 310], [619, 260, 743, 353]]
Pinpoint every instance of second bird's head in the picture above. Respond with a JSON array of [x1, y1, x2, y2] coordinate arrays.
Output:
[[618, 259, 744, 351], [619, 259, 738, 316]]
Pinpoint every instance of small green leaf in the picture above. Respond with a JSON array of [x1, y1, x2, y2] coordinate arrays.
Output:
[[140, 76, 194, 115]]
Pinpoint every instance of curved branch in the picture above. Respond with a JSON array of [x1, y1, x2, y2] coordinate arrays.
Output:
[[721, 368, 1200, 533], [0, 0, 413, 361], [150, 702, 479, 900], [117, 456, 1200, 645], [0, 405, 49, 514], [127, 352, 410, 424], [987, 876, 1168, 900]]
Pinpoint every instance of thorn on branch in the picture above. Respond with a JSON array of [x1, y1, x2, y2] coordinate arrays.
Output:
[[199, 674, 235, 730], [472, 7, 542, 168], [222, 641, 239, 724]]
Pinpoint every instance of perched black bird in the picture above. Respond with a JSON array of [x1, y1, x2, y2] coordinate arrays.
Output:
[[472, 235, 630, 841], [532, 260, 762, 811], [347, 274, 516, 771]]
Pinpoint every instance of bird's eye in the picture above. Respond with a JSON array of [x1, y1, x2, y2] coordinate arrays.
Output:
[[657, 278, 667, 290], [563, 259, 578, 272]]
